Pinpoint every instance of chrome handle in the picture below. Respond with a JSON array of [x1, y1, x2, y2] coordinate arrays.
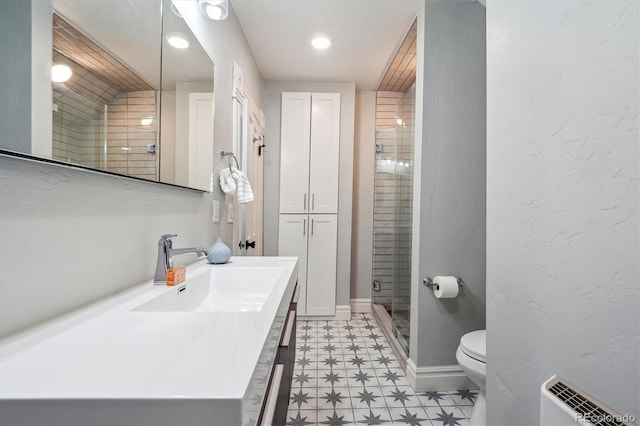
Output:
[[292, 282, 300, 304], [311, 219, 314, 236], [260, 364, 284, 426], [303, 193, 307, 211], [312, 193, 315, 210], [303, 219, 306, 236], [159, 234, 177, 244], [280, 311, 296, 348]]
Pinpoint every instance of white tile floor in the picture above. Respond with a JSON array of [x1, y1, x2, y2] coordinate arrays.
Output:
[[287, 313, 477, 425]]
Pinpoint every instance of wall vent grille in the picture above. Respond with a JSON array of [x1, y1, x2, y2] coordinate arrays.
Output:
[[548, 380, 627, 426]]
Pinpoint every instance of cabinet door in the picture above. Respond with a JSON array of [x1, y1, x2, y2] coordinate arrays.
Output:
[[278, 215, 309, 315], [309, 93, 341, 214], [306, 214, 337, 316], [279, 93, 311, 214]]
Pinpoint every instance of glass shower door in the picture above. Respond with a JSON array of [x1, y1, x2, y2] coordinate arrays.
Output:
[[391, 84, 415, 356]]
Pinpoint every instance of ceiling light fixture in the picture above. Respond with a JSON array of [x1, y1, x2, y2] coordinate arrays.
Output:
[[198, 0, 228, 20], [170, 2, 183, 18], [51, 64, 72, 83], [166, 32, 189, 49], [311, 32, 332, 50], [140, 117, 154, 126]]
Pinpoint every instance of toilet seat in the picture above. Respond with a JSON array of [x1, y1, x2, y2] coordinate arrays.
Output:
[[460, 330, 486, 363]]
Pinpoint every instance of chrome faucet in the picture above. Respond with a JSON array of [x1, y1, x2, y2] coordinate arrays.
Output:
[[154, 234, 208, 284]]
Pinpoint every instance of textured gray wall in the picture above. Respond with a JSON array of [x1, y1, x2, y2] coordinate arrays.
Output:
[[178, 3, 263, 245], [0, 155, 218, 339], [486, 1, 639, 424], [262, 81, 355, 307], [351, 91, 376, 301], [0, 0, 53, 157], [410, 0, 486, 366], [0, 1, 34, 154]]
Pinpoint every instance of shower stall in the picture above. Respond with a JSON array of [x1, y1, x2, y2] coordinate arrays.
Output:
[[371, 84, 415, 361]]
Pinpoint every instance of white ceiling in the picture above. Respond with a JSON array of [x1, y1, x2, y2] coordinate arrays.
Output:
[[231, 0, 423, 90]]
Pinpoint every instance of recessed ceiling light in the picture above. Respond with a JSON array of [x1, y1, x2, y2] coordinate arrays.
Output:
[[140, 117, 154, 126], [198, 0, 228, 20], [166, 32, 189, 49], [51, 64, 72, 83], [311, 32, 332, 50]]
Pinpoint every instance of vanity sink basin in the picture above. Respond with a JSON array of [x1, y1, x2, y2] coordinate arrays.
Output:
[[133, 266, 284, 313]]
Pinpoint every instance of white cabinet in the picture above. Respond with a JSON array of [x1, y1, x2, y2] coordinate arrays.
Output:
[[278, 215, 309, 314], [306, 215, 338, 316], [278, 214, 337, 316], [278, 92, 340, 316], [279, 92, 340, 214], [279, 93, 311, 214]]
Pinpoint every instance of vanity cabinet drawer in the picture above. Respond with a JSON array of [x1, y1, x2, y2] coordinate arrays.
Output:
[[259, 364, 284, 426], [274, 284, 298, 425], [258, 281, 298, 426]]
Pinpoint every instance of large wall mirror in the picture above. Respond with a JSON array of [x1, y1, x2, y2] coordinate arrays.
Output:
[[0, 0, 215, 192]]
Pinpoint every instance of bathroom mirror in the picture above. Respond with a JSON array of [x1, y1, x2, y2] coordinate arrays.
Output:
[[158, 0, 215, 191], [0, 0, 214, 192]]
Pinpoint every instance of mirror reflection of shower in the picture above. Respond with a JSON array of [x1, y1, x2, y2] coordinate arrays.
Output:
[[51, 13, 159, 181]]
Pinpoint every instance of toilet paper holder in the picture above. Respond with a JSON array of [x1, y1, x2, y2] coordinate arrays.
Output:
[[423, 276, 465, 288]]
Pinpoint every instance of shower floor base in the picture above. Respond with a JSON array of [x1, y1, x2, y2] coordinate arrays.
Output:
[[371, 303, 408, 372]]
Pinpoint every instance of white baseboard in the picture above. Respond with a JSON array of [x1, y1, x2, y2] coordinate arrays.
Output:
[[350, 298, 371, 313], [335, 305, 351, 320], [300, 305, 351, 321], [406, 359, 474, 392]]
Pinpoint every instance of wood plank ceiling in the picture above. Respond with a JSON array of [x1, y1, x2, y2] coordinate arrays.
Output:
[[377, 19, 417, 92], [52, 13, 153, 93]]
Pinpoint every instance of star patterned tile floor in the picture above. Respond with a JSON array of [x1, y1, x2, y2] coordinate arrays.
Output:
[[287, 313, 477, 426]]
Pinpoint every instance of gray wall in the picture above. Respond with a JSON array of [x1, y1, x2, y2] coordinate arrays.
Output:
[[351, 90, 376, 301], [486, 1, 639, 424], [262, 81, 355, 307], [410, 0, 486, 366], [0, 0, 52, 155], [179, 3, 263, 244], [31, 0, 53, 157], [0, 3, 262, 339]]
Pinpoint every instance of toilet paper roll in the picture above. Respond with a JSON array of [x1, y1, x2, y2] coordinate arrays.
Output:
[[433, 276, 459, 298]]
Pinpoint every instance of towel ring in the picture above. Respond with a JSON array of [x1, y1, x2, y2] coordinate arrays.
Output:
[[220, 151, 240, 173]]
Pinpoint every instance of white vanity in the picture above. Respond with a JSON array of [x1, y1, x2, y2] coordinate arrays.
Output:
[[0, 257, 298, 426]]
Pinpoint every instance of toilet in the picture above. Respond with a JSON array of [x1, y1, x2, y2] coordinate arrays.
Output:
[[456, 329, 486, 426]]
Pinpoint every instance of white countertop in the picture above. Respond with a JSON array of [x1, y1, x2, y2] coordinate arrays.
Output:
[[0, 256, 298, 426]]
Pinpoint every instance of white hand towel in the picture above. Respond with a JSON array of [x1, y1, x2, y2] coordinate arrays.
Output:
[[219, 167, 237, 195], [234, 168, 254, 204]]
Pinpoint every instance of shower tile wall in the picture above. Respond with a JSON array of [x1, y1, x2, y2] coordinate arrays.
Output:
[[106, 91, 158, 181]]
